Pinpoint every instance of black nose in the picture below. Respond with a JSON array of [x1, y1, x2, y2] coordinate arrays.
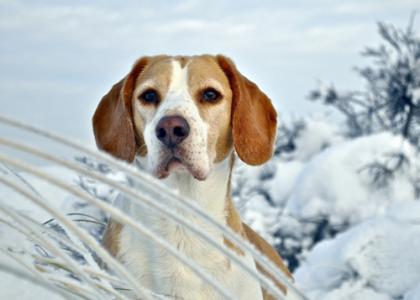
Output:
[[155, 116, 190, 148]]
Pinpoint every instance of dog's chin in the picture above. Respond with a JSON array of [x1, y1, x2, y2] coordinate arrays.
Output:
[[154, 157, 209, 181]]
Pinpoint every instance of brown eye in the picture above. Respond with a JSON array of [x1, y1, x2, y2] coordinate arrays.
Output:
[[139, 89, 160, 104], [201, 88, 221, 103]]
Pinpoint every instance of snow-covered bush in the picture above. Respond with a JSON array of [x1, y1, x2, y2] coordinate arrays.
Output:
[[294, 204, 420, 300], [234, 117, 345, 270], [234, 119, 420, 300], [233, 17, 420, 297], [309, 17, 420, 147]]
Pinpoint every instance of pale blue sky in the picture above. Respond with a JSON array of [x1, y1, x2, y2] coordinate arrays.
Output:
[[0, 0, 418, 144]]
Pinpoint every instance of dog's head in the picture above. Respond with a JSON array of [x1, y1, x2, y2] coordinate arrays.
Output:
[[93, 55, 277, 180]]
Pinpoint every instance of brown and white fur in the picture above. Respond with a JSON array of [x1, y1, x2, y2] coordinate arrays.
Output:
[[92, 55, 293, 300]]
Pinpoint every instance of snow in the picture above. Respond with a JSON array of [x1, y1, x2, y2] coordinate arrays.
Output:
[[0, 165, 77, 222], [291, 118, 343, 162], [0, 221, 65, 300], [0, 182, 66, 300], [0, 261, 64, 300], [412, 87, 420, 105], [0, 163, 110, 299], [233, 121, 420, 300], [286, 132, 417, 225], [268, 161, 304, 206], [294, 214, 420, 299]]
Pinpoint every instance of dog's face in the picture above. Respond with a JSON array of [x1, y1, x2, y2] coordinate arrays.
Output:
[[131, 56, 233, 180], [93, 55, 277, 180]]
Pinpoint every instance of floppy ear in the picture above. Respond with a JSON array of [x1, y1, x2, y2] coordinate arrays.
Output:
[[216, 55, 277, 165], [92, 57, 149, 162]]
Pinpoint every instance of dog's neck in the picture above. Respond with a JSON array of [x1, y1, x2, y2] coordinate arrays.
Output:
[[135, 154, 233, 223]]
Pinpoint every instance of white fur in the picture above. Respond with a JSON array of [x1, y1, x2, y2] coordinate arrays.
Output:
[[117, 158, 263, 299], [117, 59, 264, 299]]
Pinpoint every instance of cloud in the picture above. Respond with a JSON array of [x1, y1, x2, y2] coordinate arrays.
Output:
[[0, 0, 417, 141]]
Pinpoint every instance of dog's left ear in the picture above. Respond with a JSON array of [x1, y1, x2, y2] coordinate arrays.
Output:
[[92, 57, 149, 162], [217, 55, 277, 165]]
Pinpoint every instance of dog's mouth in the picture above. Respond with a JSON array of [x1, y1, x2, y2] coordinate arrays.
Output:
[[163, 157, 186, 175], [155, 153, 208, 181]]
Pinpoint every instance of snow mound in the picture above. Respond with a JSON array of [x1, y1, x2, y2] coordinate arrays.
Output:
[[285, 132, 418, 225], [235, 129, 420, 300], [292, 118, 343, 161], [295, 204, 420, 299], [268, 160, 305, 206]]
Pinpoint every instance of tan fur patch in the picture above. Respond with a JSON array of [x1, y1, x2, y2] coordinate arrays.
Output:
[[223, 154, 244, 256], [102, 219, 122, 257], [174, 55, 189, 68], [187, 55, 234, 163], [224, 198, 246, 257], [242, 223, 293, 297], [131, 56, 174, 156], [134, 55, 172, 97]]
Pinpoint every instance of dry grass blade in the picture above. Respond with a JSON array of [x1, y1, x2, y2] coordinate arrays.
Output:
[[0, 115, 310, 299], [0, 137, 286, 300], [0, 155, 237, 300], [0, 174, 156, 300], [0, 115, 306, 299]]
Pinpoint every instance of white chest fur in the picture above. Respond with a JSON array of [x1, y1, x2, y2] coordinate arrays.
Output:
[[114, 159, 263, 300]]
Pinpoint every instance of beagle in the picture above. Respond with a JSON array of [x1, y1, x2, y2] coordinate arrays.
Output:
[[92, 55, 293, 300]]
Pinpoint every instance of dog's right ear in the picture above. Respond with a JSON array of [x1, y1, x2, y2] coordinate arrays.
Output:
[[92, 57, 149, 162], [216, 55, 277, 166]]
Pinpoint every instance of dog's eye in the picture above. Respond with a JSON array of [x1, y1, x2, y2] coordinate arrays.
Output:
[[139, 89, 160, 104], [201, 88, 221, 103]]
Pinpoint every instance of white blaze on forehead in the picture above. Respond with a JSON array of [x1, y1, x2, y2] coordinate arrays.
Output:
[[157, 59, 206, 127], [168, 60, 190, 97]]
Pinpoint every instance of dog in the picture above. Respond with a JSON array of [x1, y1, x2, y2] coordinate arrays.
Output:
[[92, 55, 293, 299]]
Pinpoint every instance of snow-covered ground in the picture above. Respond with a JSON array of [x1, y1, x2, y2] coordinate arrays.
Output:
[[0, 117, 419, 299]]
